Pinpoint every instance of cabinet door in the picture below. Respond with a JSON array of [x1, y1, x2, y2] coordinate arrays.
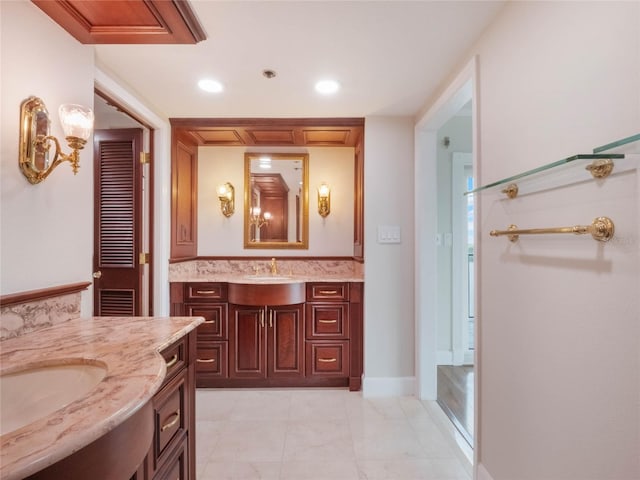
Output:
[[229, 304, 265, 378], [267, 304, 304, 378]]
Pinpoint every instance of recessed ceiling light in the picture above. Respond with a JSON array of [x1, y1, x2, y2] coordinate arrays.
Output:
[[198, 79, 223, 93], [315, 79, 340, 95]]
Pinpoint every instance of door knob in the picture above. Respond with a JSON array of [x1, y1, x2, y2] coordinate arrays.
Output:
[[93, 271, 102, 279]]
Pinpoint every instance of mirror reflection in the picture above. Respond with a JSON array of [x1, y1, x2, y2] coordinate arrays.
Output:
[[244, 153, 309, 249]]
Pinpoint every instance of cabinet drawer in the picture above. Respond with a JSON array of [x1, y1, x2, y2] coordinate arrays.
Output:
[[160, 336, 187, 386], [153, 434, 189, 480], [306, 341, 349, 376], [195, 342, 228, 377], [306, 303, 349, 339], [306, 282, 349, 302], [153, 371, 188, 469], [186, 304, 227, 340], [185, 282, 227, 301]]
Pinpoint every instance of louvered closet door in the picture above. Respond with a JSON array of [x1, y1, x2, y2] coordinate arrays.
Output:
[[93, 129, 143, 316]]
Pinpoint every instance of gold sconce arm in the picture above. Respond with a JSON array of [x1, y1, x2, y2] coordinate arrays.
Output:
[[18, 96, 93, 185]]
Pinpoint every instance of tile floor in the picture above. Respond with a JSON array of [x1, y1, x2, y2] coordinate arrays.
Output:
[[195, 388, 472, 480]]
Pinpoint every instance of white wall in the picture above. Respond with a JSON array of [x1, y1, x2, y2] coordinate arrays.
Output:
[[0, 2, 95, 314], [452, 2, 639, 478], [363, 117, 416, 395], [198, 146, 355, 256]]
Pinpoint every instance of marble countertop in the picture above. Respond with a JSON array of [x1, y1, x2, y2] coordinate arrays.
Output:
[[0, 315, 204, 480], [169, 273, 364, 283]]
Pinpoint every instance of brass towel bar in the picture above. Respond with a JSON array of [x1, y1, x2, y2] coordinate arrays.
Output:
[[490, 216, 614, 243]]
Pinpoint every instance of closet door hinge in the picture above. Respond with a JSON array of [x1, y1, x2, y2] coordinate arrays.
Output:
[[140, 152, 150, 164], [139, 252, 150, 265]]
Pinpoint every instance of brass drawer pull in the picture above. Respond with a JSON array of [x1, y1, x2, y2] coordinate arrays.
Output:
[[203, 320, 216, 324], [165, 354, 178, 368], [318, 290, 339, 295], [318, 319, 337, 324], [318, 358, 337, 363], [196, 290, 217, 295], [196, 358, 215, 363], [160, 411, 180, 432]]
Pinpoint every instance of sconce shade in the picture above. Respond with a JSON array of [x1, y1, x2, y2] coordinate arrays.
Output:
[[318, 183, 331, 217], [59, 104, 94, 140]]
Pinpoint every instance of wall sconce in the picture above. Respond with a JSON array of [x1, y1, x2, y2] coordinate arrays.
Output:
[[19, 96, 94, 184], [217, 182, 235, 217], [318, 183, 331, 217]]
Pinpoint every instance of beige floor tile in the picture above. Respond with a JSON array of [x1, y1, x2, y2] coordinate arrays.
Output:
[[194, 388, 472, 479], [357, 459, 471, 480], [283, 418, 355, 461], [200, 461, 281, 480], [280, 460, 360, 479]]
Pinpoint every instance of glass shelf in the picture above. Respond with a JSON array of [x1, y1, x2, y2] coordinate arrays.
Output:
[[466, 133, 640, 198]]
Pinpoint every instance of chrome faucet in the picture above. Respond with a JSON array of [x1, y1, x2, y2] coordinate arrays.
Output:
[[270, 257, 278, 275]]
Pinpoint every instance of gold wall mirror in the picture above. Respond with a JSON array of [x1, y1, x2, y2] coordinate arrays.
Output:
[[244, 152, 309, 249]]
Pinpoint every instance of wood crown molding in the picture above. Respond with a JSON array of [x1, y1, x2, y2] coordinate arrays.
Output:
[[1, 282, 91, 308]]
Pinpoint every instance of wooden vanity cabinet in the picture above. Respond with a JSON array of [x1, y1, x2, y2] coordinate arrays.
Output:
[[171, 281, 363, 390], [228, 303, 304, 382], [171, 282, 229, 387], [305, 282, 355, 388], [134, 330, 197, 480]]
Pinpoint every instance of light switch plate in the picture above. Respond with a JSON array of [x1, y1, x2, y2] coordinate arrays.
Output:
[[377, 225, 401, 244]]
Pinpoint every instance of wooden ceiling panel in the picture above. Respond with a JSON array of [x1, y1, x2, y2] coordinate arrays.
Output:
[[246, 129, 296, 145], [170, 118, 364, 148], [194, 129, 245, 146], [31, 0, 206, 44], [303, 129, 351, 146]]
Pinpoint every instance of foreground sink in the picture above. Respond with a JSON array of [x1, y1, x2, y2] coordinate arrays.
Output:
[[0, 361, 107, 435]]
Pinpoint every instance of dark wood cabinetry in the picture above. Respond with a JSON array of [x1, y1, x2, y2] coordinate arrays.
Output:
[[135, 331, 196, 480], [170, 281, 363, 390], [170, 133, 198, 260], [229, 303, 304, 380]]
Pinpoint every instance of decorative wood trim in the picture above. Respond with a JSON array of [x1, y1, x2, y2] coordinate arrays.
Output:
[[170, 118, 364, 148], [0, 282, 91, 308], [31, 0, 206, 45]]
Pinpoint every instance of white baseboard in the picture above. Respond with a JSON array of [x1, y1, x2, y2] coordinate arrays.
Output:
[[362, 376, 415, 397], [476, 463, 494, 480], [437, 350, 453, 365]]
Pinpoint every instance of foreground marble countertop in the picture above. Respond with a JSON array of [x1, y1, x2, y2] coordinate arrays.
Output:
[[0, 315, 204, 480]]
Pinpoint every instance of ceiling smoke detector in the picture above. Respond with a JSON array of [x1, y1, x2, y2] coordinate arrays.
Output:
[[262, 69, 277, 79]]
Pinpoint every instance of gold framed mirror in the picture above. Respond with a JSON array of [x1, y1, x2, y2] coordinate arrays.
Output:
[[244, 152, 309, 249]]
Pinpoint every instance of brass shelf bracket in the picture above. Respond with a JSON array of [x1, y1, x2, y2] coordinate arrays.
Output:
[[490, 216, 615, 243], [585, 158, 614, 179]]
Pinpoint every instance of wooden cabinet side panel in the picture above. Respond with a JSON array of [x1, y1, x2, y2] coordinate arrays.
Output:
[[170, 133, 197, 260], [353, 140, 364, 260], [349, 283, 363, 391]]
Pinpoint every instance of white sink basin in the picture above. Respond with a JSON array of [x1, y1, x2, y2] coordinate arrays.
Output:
[[0, 361, 107, 435]]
